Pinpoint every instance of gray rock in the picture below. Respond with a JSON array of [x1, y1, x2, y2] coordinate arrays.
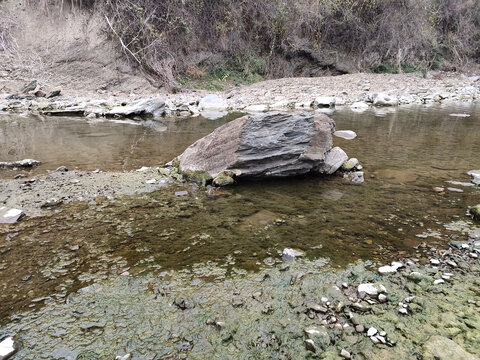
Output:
[[372, 93, 398, 106], [315, 147, 348, 175], [423, 336, 479, 360], [350, 101, 369, 111], [334, 130, 357, 140], [109, 98, 165, 117], [198, 94, 228, 111], [0, 207, 24, 224], [56, 166, 68, 172], [178, 113, 339, 178]]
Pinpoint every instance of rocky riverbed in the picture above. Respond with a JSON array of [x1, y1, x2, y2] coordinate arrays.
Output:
[[1, 234, 479, 360]]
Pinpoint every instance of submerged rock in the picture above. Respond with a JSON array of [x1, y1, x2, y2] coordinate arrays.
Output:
[[334, 130, 357, 140], [177, 113, 345, 179]]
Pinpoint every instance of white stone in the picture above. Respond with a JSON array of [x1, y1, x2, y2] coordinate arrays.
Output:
[[434, 279, 445, 285], [398, 308, 408, 315], [334, 130, 357, 140], [198, 94, 228, 111], [430, 259, 440, 265], [467, 170, 480, 185], [0, 337, 15, 359], [378, 294, 387, 303], [367, 327, 378, 337], [145, 179, 156, 184], [378, 261, 404, 274], [136, 166, 150, 172], [358, 283, 386, 296], [313, 96, 336, 107]]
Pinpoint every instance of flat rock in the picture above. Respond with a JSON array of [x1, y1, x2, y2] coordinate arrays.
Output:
[[109, 98, 165, 117], [334, 130, 357, 140], [178, 113, 340, 178], [423, 336, 479, 360], [0, 207, 24, 224], [0, 159, 41, 168]]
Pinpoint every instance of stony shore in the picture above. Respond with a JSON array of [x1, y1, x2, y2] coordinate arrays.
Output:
[[1, 72, 480, 119]]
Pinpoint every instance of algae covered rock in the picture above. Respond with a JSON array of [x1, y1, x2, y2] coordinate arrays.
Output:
[[470, 205, 480, 221], [423, 336, 479, 360]]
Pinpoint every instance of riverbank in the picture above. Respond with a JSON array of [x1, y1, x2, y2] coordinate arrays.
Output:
[[1, 72, 480, 119]]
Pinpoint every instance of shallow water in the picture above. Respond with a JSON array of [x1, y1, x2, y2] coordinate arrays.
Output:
[[0, 104, 480, 320]]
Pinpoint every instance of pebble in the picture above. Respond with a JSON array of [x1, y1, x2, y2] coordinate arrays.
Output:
[[378, 261, 404, 274], [175, 191, 189, 197], [429, 259, 440, 265], [340, 349, 351, 359], [367, 327, 378, 337], [282, 248, 296, 261], [305, 339, 316, 352], [378, 293, 388, 303], [145, 179, 157, 184], [355, 325, 365, 333], [398, 308, 408, 315], [433, 279, 445, 285]]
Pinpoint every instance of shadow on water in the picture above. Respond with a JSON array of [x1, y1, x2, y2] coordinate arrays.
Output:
[[0, 104, 479, 319]]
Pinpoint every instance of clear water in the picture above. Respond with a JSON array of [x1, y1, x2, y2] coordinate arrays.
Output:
[[0, 104, 479, 320]]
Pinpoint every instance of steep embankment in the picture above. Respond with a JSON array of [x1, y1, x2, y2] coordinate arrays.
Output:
[[0, 0, 156, 97]]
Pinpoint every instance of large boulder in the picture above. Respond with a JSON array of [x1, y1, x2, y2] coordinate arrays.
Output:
[[109, 98, 165, 117], [177, 113, 346, 178]]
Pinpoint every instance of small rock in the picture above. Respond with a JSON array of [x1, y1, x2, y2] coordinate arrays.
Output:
[[34, 90, 46, 98], [350, 101, 369, 111], [470, 205, 480, 221], [399, 308, 408, 315], [433, 187, 445, 192], [433, 279, 445, 285], [47, 90, 61, 98], [367, 327, 378, 337], [56, 166, 68, 172], [370, 336, 380, 344], [317, 147, 349, 175], [355, 325, 365, 333], [282, 248, 296, 261], [378, 294, 388, 303], [372, 93, 398, 106], [146, 179, 157, 184], [305, 339, 316, 352], [430, 259, 440, 265], [358, 283, 386, 296], [340, 349, 351, 359], [378, 261, 403, 274], [175, 191, 189, 197], [136, 166, 150, 172], [342, 158, 359, 171], [334, 130, 357, 140]]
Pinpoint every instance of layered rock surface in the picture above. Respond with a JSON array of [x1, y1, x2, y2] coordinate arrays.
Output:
[[177, 112, 346, 178]]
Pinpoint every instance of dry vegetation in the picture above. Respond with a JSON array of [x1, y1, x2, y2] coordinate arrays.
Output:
[[12, 0, 480, 88]]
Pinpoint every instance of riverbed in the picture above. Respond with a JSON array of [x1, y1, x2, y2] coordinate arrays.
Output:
[[0, 104, 479, 359]]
